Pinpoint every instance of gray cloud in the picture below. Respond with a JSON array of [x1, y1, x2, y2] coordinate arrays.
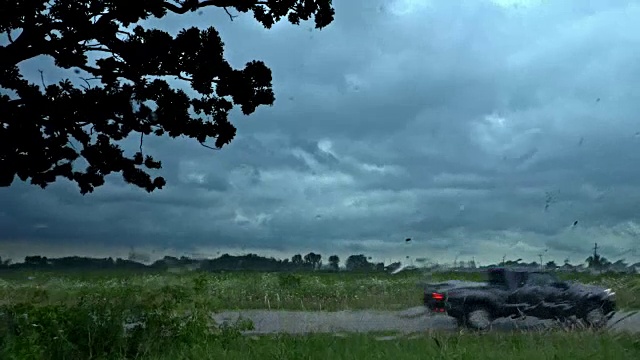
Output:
[[2, 0, 640, 265]]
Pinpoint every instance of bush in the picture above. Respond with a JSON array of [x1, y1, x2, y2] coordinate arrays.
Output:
[[0, 281, 244, 359], [278, 273, 302, 289]]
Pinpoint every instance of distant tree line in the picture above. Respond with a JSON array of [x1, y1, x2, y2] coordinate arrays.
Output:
[[0, 252, 389, 273], [1, 244, 637, 273]]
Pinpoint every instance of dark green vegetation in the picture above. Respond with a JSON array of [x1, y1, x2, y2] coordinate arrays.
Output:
[[0, 0, 335, 194], [1, 269, 639, 359], [1, 269, 639, 311], [134, 332, 640, 360], [3, 249, 638, 274], [0, 252, 385, 272]]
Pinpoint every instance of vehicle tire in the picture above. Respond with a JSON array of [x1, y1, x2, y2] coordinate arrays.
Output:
[[461, 305, 494, 331], [453, 315, 465, 327], [582, 306, 607, 329]]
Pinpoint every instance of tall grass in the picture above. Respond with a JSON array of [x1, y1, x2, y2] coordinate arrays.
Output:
[[161, 332, 640, 360], [1, 269, 639, 359], [0, 282, 251, 359], [2, 270, 638, 311]]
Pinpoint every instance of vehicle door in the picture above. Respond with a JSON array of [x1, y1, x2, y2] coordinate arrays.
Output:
[[516, 273, 562, 318], [504, 272, 527, 306]]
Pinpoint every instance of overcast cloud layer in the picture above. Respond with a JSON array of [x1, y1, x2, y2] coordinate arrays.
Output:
[[2, 0, 640, 266]]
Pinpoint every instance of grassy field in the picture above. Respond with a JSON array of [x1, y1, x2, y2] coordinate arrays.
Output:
[[144, 332, 640, 360], [1, 269, 639, 310], [1, 269, 639, 359]]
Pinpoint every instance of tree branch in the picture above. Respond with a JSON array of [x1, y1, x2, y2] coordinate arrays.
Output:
[[162, 0, 268, 15], [223, 7, 238, 21], [76, 64, 102, 75], [200, 142, 221, 150], [38, 69, 46, 89]]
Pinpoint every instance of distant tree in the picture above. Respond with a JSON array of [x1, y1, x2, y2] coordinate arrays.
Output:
[[503, 258, 522, 267], [0, 0, 335, 194], [586, 243, 611, 270], [374, 262, 385, 272], [0, 256, 10, 268], [291, 254, 303, 266], [328, 255, 340, 271], [545, 261, 557, 270], [303, 252, 321, 270], [128, 249, 150, 263], [345, 254, 373, 272], [612, 259, 628, 268], [586, 254, 610, 269], [24, 255, 49, 267]]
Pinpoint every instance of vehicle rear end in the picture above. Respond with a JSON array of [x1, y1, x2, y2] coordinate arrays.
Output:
[[423, 280, 486, 314], [425, 289, 448, 313]]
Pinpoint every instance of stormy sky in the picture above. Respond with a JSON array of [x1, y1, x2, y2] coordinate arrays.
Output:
[[2, 0, 640, 266]]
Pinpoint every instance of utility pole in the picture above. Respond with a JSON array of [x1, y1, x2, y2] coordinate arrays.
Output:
[[502, 254, 506, 266], [538, 249, 548, 270], [538, 253, 543, 270], [593, 242, 599, 257]]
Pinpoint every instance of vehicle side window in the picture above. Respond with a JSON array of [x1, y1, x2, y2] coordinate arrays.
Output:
[[488, 270, 506, 285], [525, 273, 555, 286]]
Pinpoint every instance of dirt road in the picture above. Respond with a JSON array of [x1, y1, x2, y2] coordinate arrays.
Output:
[[212, 307, 640, 335]]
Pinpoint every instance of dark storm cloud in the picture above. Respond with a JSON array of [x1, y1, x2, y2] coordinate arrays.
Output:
[[3, 0, 640, 264]]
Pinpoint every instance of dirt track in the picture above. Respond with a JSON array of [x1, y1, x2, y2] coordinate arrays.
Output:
[[212, 307, 640, 335]]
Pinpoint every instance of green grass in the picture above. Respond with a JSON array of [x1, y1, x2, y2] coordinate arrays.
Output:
[[1, 269, 639, 311], [1, 269, 639, 359], [159, 332, 640, 360]]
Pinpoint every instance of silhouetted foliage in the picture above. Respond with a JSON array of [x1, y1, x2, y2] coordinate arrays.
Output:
[[0, 257, 11, 267], [2, 248, 637, 274], [291, 254, 303, 265], [345, 254, 382, 272], [586, 254, 611, 269], [586, 242, 611, 269], [0, 0, 335, 194], [328, 255, 339, 271], [303, 252, 321, 269]]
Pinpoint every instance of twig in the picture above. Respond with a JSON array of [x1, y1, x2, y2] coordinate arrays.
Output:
[[79, 77, 92, 89], [38, 70, 46, 89], [224, 7, 238, 21], [139, 132, 144, 153], [200, 142, 221, 150], [117, 30, 133, 38]]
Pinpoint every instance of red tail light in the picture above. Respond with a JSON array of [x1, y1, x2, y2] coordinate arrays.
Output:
[[432, 292, 444, 300]]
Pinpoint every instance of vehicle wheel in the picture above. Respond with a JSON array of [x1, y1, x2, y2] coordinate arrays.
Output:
[[462, 305, 494, 331], [453, 315, 465, 327], [582, 307, 607, 329]]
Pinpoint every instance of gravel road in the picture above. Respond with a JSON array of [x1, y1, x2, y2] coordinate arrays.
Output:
[[212, 307, 640, 335]]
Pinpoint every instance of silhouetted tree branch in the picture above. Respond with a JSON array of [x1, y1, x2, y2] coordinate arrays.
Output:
[[0, 0, 335, 194]]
